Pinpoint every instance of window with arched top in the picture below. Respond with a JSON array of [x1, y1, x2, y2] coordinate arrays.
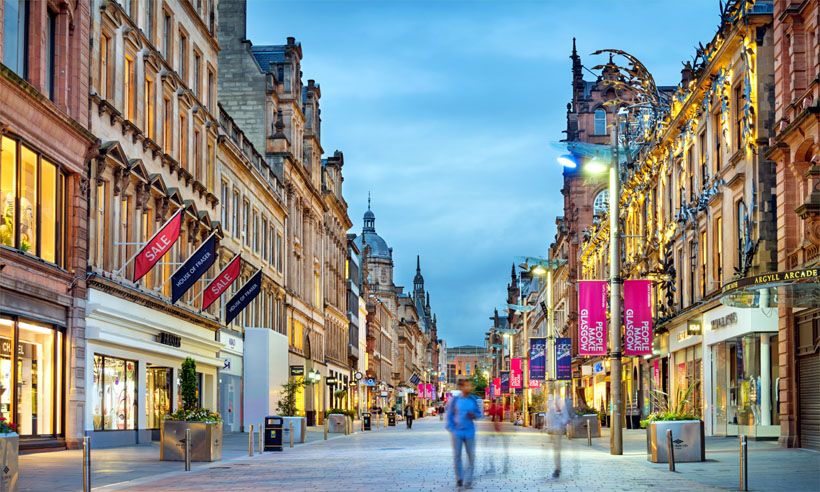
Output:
[[593, 190, 609, 216], [594, 108, 607, 135]]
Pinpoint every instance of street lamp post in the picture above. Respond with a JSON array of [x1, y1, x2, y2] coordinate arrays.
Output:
[[608, 115, 624, 456], [522, 308, 529, 426]]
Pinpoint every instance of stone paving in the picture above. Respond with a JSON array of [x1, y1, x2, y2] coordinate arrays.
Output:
[[18, 418, 820, 491]]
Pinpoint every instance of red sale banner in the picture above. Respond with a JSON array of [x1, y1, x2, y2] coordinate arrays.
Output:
[[202, 254, 241, 310], [624, 279, 653, 355], [578, 280, 608, 356], [510, 358, 523, 389], [133, 209, 182, 282]]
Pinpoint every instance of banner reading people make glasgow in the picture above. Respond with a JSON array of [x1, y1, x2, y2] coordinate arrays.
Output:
[[510, 358, 523, 389], [492, 377, 501, 397], [529, 338, 546, 383], [578, 280, 607, 355], [624, 279, 653, 356]]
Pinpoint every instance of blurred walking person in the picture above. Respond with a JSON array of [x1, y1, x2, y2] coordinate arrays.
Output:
[[483, 399, 509, 476], [446, 378, 483, 489], [404, 403, 414, 429], [546, 394, 571, 479]]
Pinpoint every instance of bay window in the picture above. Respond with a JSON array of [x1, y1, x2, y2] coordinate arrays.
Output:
[[0, 136, 65, 265]]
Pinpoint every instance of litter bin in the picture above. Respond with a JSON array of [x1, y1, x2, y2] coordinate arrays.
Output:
[[387, 412, 396, 427], [534, 412, 546, 430], [306, 410, 317, 427], [264, 416, 284, 452], [362, 412, 372, 431]]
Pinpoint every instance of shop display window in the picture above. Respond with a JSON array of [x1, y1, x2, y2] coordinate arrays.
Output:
[[92, 354, 136, 430], [0, 316, 64, 437]]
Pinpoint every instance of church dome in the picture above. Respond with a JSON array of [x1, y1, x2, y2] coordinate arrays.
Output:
[[355, 205, 392, 260]]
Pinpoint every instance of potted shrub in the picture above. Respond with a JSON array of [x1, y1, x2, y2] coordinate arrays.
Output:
[[643, 384, 705, 463], [160, 358, 223, 462], [567, 402, 601, 438], [0, 412, 18, 491], [277, 378, 306, 443]]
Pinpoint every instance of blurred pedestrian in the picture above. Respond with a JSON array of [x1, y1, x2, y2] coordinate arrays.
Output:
[[439, 404, 445, 421], [404, 403, 414, 429], [546, 395, 571, 479], [446, 378, 483, 489]]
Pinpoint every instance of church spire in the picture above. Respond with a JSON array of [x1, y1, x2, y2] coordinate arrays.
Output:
[[363, 192, 375, 232], [414, 255, 425, 294]]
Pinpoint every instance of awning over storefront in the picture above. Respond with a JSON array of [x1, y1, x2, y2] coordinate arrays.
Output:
[[720, 267, 820, 308]]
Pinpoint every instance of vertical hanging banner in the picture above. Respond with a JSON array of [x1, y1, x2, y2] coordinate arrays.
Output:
[[500, 371, 510, 394], [171, 233, 218, 304], [133, 209, 183, 282], [492, 377, 501, 397], [624, 279, 653, 356], [578, 280, 608, 355], [510, 358, 523, 389], [529, 338, 546, 385], [225, 269, 263, 325], [556, 337, 572, 380], [418, 383, 425, 398], [202, 254, 242, 310], [485, 387, 490, 399], [427, 383, 435, 400]]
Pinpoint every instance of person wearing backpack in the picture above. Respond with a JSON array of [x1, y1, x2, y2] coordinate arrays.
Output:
[[445, 378, 483, 489]]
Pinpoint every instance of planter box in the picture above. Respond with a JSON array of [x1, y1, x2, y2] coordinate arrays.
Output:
[[647, 420, 705, 463], [160, 421, 222, 462], [0, 433, 18, 492], [327, 414, 346, 433], [567, 415, 601, 439], [282, 417, 306, 443]]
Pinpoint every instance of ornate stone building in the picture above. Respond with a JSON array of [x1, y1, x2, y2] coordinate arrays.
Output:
[[767, 0, 819, 450], [1, 0, 96, 450]]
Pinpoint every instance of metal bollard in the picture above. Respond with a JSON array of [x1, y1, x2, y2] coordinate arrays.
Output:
[[666, 429, 676, 472], [184, 429, 192, 471], [259, 424, 264, 454], [290, 422, 295, 448], [82, 436, 91, 492], [324, 418, 328, 440], [248, 424, 254, 457], [739, 435, 748, 491], [587, 422, 592, 446]]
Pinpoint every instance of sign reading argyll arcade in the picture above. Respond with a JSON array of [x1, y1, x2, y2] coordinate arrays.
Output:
[[624, 279, 653, 356], [578, 280, 607, 356]]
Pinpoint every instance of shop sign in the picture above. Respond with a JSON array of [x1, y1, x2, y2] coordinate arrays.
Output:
[[365, 378, 376, 386], [721, 267, 820, 295], [578, 280, 607, 355], [0, 338, 30, 357], [290, 365, 305, 376], [326, 377, 338, 385], [157, 331, 181, 348], [593, 362, 605, 374], [686, 320, 702, 336], [355, 371, 364, 381], [710, 312, 738, 330], [581, 365, 592, 376], [223, 359, 231, 370]]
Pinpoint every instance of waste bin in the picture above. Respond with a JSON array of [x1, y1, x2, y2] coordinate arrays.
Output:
[[534, 412, 546, 429], [387, 412, 396, 426], [362, 412, 372, 431], [306, 410, 317, 427], [264, 416, 284, 452]]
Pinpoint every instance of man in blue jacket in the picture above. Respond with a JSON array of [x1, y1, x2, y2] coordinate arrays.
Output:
[[446, 378, 483, 489]]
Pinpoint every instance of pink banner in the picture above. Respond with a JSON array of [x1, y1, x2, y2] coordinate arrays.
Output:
[[492, 377, 501, 397], [426, 383, 434, 399], [510, 358, 523, 389], [485, 387, 490, 399], [418, 383, 425, 398], [529, 378, 541, 389], [578, 280, 608, 356], [624, 279, 653, 355]]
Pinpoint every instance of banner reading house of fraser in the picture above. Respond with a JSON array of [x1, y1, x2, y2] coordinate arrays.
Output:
[[578, 280, 607, 355], [133, 209, 182, 282], [529, 338, 546, 384], [510, 357, 523, 389], [624, 279, 653, 355], [225, 269, 263, 325], [171, 233, 217, 304]]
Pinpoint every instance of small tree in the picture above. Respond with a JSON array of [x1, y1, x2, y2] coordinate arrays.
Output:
[[470, 371, 488, 396], [180, 357, 198, 411], [276, 378, 305, 416]]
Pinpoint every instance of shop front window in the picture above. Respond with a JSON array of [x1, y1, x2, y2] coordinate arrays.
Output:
[[92, 354, 136, 431], [146, 366, 172, 429], [0, 136, 65, 265], [0, 317, 63, 437]]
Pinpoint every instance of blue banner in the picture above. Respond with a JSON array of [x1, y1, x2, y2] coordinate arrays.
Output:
[[171, 233, 218, 304], [556, 337, 572, 381], [529, 338, 546, 381], [225, 269, 263, 324], [500, 371, 510, 394]]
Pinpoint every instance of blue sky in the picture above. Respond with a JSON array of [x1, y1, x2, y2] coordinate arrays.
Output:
[[246, 0, 718, 347]]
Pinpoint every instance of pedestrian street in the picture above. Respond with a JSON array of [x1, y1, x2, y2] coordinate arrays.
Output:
[[90, 417, 817, 492]]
